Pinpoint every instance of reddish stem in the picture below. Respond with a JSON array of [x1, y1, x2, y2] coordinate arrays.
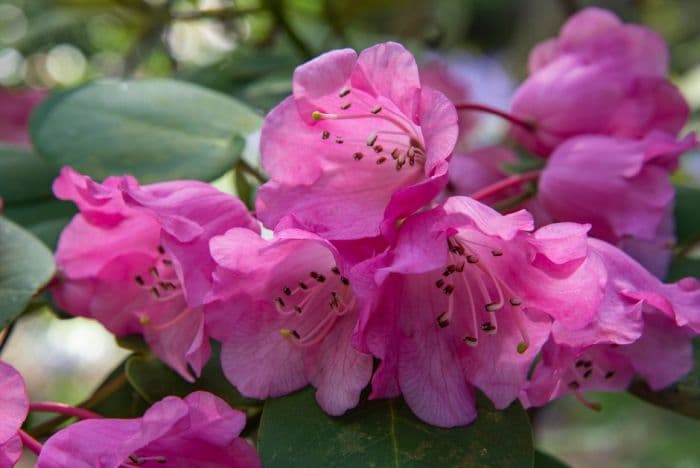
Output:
[[455, 103, 535, 132], [469, 170, 541, 201], [19, 430, 43, 456], [29, 402, 103, 420]]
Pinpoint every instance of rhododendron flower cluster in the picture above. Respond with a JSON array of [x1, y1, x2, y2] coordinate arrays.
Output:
[[2, 4, 699, 466]]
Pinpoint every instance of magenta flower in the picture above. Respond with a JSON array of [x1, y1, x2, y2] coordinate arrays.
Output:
[[0, 361, 28, 467], [419, 56, 475, 144], [510, 7, 689, 156], [256, 42, 458, 240], [52, 168, 258, 381], [525, 238, 700, 407], [445, 146, 518, 203], [537, 131, 696, 274], [36, 391, 260, 468], [356, 197, 605, 427], [207, 228, 372, 416], [0, 87, 45, 147]]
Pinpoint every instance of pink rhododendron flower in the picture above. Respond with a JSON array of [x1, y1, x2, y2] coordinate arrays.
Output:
[[52, 167, 258, 381], [511, 7, 689, 156], [537, 131, 696, 274], [0, 87, 45, 147], [36, 391, 260, 468], [355, 197, 605, 427], [0, 361, 28, 467], [207, 228, 372, 416], [256, 42, 458, 240], [419, 56, 475, 143], [524, 238, 700, 408], [445, 146, 518, 203]]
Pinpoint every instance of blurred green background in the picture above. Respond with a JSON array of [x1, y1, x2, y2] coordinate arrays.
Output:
[[1, 0, 700, 466]]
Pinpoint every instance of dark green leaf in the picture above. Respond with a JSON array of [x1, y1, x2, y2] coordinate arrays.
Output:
[[125, 342, 259, 410], [88, 362, 150, 419], [0, 217, 55, 328], [258, 387, 534, 467], [0, 145, 58, 204], [234, 168, 255, 210], [3, 199, 75, 249], [30, 79, 262, 183], [675, 185, 700, 247], [629, 340, 700, 419], [667, 257, 700, 282], [534, 450, 569, 468]]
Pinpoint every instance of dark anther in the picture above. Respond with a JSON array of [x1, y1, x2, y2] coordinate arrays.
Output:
[[371, 105, 382, 114], [294, 306, 303, 314], [150, 267, 159, 278], [321, 130, 330, 140], [373, 144, 383, 153], [575, 360, 585, 368], [568, 381, 580, 390], [583, 360, 592, 368], [353, 152, 364, 161], [455, 263, 464, 272], [316, 274, 326, 283], [340, 102, 351, 110], [150, 287, 160, 298], [435, 278, 445, 288], [463, 336, 478, 345], [443, 285, 454, 295], [480, 322, 496, 333], [341, 276, 350, 286], [605, 371, 615, 379], [376, 157, 387, 165], [157, 245, 165, 254], [331, 266, 340, 275], [310, 271, 319, 279], [467, 255, 479, 264], [162, 259, 173, 266], [298, 281, 309, 290], [509, 298, 522, 306], [335, 137, 344, 144], [283, 287, 292, 296], [275, 297, 285, 308], [491, 250, 503, 257], [391, 148, 400, 159], [339, 87, 350, 97], [583, 369, 592, 379], [135, 275, 144, 285], [437, 315, 450, 328]]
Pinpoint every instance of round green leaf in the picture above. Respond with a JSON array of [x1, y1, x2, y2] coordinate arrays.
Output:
[[675, 184, 700, 247], [258, 387, 534, 467], [0, 217, 55, 328], [30, 79, 262, 183], [0, 145, 58, 204]]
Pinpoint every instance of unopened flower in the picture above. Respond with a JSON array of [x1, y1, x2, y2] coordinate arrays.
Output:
[[256, 42, 458, 240], [356, 197, 605, 427], [0, 87, 45, 147], [0, 361, 28, 467], [207, 228, 372, 416], [52, 168, 259, 381], [511, 7, 689, 156], [538, 131, 696, 275], [37, 392, 260, 468]]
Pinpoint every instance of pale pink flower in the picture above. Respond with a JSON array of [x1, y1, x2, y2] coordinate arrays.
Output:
[[256, 42, 458, 240], [37, 392, 260, 468], [511, 7, 689, 156], [52, 168, 258, 381], [355, 197, 605, 427], [207, 228, 372, 416], [0, 361, 28, 467]]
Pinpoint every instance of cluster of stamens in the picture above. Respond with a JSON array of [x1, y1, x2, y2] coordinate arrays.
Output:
[[565, 355, 617, 411], [274, 265, 354, 347], [132, 245, 180, 324], [312, 85, 426, 171], [434, 236, 529, 354]]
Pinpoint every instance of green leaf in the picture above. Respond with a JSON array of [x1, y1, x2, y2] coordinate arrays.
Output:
[[667, 257, 700, 282], [234, 167, 255, 210], [30, 79, 263, 183], [87, 362, 149, 419], [675, 185, 700, 247], [258, 387, 534, 467], [0, 217, 55, 328], [0, 145, 57, 204], [534, 450, 569, 468], [629, 340, 700, 419], [125, 342, 259, 410]]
